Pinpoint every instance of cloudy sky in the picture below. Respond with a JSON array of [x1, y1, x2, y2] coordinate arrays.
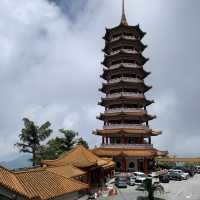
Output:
[[0, 0, 200, 161]]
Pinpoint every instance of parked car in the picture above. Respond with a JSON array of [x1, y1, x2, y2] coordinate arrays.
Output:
[[168, 172, 183, 181], [127, 176, 135, 186], [183, 168, 195, 177], [133, 172, 146, 185], [159, 174, 170, 183], [148, 172, 159, 184], [115, 176, 127, 188], [173, 169, 189, 180], [196, 166, 200, 174]]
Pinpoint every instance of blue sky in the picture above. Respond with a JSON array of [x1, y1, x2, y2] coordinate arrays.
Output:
[[0, 0, 200, 161]]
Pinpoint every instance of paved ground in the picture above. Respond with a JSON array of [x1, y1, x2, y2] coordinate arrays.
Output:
[[99, 174, 200, 200]]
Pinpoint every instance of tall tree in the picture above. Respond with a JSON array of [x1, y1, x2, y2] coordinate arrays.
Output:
[[58, 129, 78, 151], [77, 137, 89, 149], [15, 118, 52, 166], [41, 129, 89, 160]]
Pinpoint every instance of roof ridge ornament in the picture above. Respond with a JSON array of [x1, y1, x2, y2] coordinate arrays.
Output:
[[121, 0, 128, 25]]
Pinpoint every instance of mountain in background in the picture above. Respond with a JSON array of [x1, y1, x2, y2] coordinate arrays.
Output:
[[0, 154, 32, 170]]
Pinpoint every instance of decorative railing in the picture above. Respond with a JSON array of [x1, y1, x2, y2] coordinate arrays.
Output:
[[103, 124, 148, 129], [101, 143, 153, 149], [107, 92, 144, 98], [108, 77, 143, 84], [111, 36, 120, 42], [109, 63, 140, 70], [110, 49, 138, 55], [110, 35, 136, 42], [123, 49, 138, 54], [105, 108, 146, 113], [122, 35, 136, 40], [110, 50, 120, 55]]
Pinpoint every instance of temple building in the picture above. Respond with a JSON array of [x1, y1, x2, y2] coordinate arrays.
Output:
[[93, 0, 167, 173], [42, 145, 115, 188]]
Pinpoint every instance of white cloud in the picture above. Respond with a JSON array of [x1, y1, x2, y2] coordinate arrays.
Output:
[[0, 0, 200, 160]]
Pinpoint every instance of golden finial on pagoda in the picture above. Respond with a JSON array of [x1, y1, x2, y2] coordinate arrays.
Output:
[[121, 0, 128, 25]]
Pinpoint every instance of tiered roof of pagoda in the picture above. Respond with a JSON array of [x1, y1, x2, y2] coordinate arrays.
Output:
[[103, 24, 146, 41], [101, 65, 151, 80], [93, 0, 167, 158]]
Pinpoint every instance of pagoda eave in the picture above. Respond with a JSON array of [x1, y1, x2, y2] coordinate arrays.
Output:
[[103, 38, 147, 53], [104, 24, 146, 40], [97, 112, 156, 121], [98, 98, 154, 107], [93, 147, 164, 158], [93, 128, 161, 137], [101, 66, 150, 80], [100, 82, 152, 93], [103, 52, 149, 67]]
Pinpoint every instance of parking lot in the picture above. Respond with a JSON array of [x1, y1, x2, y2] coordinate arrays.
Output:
[[98, 174, 200, 200]]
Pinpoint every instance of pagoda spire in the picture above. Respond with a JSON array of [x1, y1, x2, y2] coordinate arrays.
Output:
[[121, 0, 128, 25]]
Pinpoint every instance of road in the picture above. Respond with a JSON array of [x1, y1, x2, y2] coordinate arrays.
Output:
[[99, 174, 200, 200]]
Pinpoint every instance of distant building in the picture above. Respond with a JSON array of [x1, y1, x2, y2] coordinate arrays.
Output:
[[93, 0, 167, 173], [157, 156, 200, 165]]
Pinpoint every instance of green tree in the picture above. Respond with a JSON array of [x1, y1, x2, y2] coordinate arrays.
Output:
[[15, 118, 52, 166], [58, 129, 78, 151], [41, 129, 89, 160], [77, 137, 89, 149]]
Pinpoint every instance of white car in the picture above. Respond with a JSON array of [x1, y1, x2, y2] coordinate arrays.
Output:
[[148, 172, 159, 184], [172, 169, 189, 180], [133, 172, 146, 185], [127, 176, 135, 186]]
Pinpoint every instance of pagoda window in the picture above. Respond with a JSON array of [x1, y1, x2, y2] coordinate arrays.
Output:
[[129, 162, 135, 170], [112, 33, 121, 38], [124, 32, 134, 37], [116, 137, 121, 144], [128, 137, 135, 144], [110, 137, 114, 144], [112, 47, 121, 51], [116, 161, 121, 170], [111, 60, 121, 65], [111, 74, 121, 79]]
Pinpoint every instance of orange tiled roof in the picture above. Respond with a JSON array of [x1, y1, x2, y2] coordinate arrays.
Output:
[[0, 166, 88, 200], [45, 165, 86, 178], [101, 158, 115, 169], [0, 166, 27, 198], [42, 145, 108, 168], [93, 147, 167, 158]]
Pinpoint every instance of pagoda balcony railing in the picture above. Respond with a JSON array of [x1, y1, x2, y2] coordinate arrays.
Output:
[[107, 92, 144, 98], [123, 49, 138, 54], [108, 77, 143, 84], [110, 49, 138, 55], [122, 35, 136, 40], [103, 124, 148, 130], [105, 108, 146, 113], [111, 36, 121, 42], [110, 50, 120, 55], [109, 63, 140, 70], [110, 35, 136, 42], [101, 143, 153, 149]]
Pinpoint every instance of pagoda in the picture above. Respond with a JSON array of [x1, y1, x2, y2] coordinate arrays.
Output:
[[93, 0, 167, 173]]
